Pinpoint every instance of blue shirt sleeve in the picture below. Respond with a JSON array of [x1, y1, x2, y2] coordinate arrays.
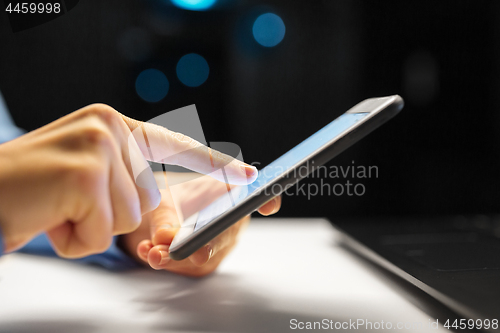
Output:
[[0, 91, 25, 144], [18, 234, 140, 270], [0, 91, 140, 269]]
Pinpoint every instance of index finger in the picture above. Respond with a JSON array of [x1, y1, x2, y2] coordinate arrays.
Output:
[[122, 115, 258, 186]]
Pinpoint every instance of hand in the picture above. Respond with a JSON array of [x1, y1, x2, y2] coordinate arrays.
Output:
[[120, 172, 282, 277], [0, 104, 257, 257]]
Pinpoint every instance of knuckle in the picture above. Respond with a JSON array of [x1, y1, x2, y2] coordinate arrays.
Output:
[[79, 121, 114, 147], [74, 104, 121, 135], [84, 103, 119, 123], [65, 120, 115, 152]]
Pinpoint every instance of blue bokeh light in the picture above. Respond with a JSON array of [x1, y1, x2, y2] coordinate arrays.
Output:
[[170, 0, 216, 11], [135, 69, 169, 103], [176, 53, 210, 87], [252, 13, 286, 47]]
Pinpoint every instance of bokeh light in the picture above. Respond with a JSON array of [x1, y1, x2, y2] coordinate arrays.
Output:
[[170, 0, 216, 11], [252, 13, 286, 47], [176, 53, 210, 87], [135, 69, 169, 103]]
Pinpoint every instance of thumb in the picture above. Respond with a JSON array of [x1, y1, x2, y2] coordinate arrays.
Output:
[[150, 185, 183, 246]]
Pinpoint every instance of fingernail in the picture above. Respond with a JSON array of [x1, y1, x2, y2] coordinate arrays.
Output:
[[207, 245, 214, 261], [199, 245, 213, 265], [240, 164, 257, 177], [269, 200, 277, 214], [158, 250, 170, 266]]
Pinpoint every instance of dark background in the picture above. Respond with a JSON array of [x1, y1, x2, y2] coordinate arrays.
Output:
[[1, 0, 499, 218]]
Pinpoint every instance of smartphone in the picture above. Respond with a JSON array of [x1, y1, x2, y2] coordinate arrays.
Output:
[[169, 95, 404, 260]]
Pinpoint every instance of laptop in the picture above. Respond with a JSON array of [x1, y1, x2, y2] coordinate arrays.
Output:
[[331, 215, 500, 332]]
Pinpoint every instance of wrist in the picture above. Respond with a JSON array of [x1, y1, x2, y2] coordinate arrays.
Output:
[[0, 145, 22, 253]]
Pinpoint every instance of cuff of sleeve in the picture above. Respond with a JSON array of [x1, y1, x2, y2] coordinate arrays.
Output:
[[18, 234, 141, 271], [0, 125, 25, 144]]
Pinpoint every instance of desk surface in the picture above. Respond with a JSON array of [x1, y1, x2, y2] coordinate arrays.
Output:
[[0, 218, 451, 333]]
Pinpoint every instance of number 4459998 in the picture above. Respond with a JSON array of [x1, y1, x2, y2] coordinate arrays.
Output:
[[444, 318, 498, 330], [5, 2, 61, 14]]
